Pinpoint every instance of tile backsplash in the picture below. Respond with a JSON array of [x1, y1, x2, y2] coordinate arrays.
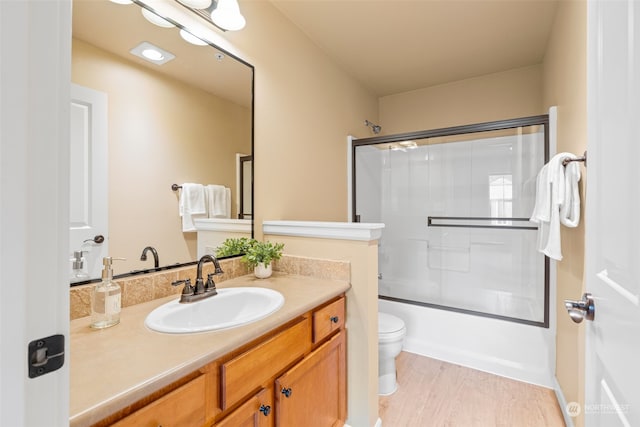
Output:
[[70, 254, 350, 320]]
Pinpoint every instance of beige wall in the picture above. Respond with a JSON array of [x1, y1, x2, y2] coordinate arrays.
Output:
[[223, 2, 379, 232], [542, 1, 587, 426], [379, 65, 544, 133], [72, 39, 251, 273]]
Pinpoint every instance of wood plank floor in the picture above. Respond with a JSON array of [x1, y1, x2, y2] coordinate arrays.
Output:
[[379, 352, 566, 427]]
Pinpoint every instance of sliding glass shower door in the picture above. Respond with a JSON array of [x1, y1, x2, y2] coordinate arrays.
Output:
[[354, 117, 549, 326]]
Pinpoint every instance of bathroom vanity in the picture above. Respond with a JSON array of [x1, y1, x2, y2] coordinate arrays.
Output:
[[70, 274, 349, 427]]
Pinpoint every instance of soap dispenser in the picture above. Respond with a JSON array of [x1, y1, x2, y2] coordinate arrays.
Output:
[[91, 257, 124, 329], [70, 250, 89, 282]]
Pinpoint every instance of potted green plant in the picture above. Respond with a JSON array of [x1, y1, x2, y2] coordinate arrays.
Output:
[[243, 240, 285, 278], [215, 237, 253, 258]]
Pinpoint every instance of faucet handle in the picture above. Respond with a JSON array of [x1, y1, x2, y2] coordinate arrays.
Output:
[[172, 278, 194, 296], [205, 273, 218, 295]]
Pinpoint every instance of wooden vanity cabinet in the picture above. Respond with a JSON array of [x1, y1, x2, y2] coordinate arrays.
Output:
[[99, 295, 346, 427], [214, 295, 346, 427]]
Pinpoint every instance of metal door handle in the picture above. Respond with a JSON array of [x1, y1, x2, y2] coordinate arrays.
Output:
[[564, 292, 595, 323]]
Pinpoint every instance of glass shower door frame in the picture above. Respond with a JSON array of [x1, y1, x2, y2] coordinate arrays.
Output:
[[352, 115, 550, 328]]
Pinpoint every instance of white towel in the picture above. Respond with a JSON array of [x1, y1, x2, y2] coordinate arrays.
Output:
[[206, 185, 231, 219], [560, 161, 581, 227], [179, 183, 206, 232], [530, 152, 581, 260]]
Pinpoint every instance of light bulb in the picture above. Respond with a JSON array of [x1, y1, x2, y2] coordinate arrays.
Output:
[[180, 29, 208, 46], [141, 8, 174, 28], [142, 49, 165, 61], [211, 0, 246, 31], [180, 0, 212, 8]]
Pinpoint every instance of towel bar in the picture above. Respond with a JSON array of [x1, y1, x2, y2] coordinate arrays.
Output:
[[562, 151, 587, 167], [171, 184, 182, 191]]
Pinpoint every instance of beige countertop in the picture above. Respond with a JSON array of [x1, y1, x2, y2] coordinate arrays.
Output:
[[70, 273, 350, 427]]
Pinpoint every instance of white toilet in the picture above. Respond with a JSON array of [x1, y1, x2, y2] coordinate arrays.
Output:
[[378, 311, 407, 396]]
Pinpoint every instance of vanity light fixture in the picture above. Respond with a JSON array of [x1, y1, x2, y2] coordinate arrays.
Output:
[[180, 0, 212, 8], [179, 29, 209, 46], [130, 42, 176, 65], [141, 7, 175, 28], [210, 0, 246, 31]]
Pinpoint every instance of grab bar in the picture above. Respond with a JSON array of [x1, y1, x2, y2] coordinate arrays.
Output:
[[427, 216, 538, 230]]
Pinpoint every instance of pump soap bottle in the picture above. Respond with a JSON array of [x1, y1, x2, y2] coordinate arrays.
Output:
[[91, 257, 124, 329]]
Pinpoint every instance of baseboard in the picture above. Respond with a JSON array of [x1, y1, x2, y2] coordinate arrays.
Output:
[[403, 337, 554, 388], [553, 377, 575, 427]]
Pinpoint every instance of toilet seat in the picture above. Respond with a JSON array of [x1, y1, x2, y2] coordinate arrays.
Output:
[[378, 312, 406, 343]]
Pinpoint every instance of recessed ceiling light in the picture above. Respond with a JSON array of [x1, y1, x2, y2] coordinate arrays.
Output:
[[130, 42, 175, 65], [142, 49, 164, 61]]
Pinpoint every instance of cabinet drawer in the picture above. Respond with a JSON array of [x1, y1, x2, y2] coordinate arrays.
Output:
[[313, 297, 345, 344], [112, 375, 205, 427], [221, 317, 311, 410]]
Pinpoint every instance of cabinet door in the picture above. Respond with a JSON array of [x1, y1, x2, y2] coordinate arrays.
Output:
[[275, 332, 346, 427], [214, 388, 273, 427]]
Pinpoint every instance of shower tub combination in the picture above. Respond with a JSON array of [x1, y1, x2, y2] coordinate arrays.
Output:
[[352, 114, 556, 388]]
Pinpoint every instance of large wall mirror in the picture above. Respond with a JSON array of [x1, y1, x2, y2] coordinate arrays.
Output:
[[70, 0, 253, 284]]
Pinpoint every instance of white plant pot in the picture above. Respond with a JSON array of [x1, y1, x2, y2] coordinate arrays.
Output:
[[254, 262, 272, 279]]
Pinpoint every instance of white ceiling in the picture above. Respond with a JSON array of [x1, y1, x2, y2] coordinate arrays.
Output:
[[270, 0, 559, 97]]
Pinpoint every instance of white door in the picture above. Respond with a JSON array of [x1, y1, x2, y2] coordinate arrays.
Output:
[[70, 84, 108, 280], [585, 0, 640, 425], [0, 1, 70, 425]]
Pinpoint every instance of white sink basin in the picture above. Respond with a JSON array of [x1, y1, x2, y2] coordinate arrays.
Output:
[[145, 287, 284, 334]]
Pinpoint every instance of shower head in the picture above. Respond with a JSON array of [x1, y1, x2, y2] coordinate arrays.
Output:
[[364, 119, 381, 134]]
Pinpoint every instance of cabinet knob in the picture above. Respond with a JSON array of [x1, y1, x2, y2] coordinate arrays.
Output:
[[330, 316, 339, 324], [281, 387, 293, 398], [259, 404, 271, 416]]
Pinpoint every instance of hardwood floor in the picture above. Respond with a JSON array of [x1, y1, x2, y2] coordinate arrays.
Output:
[[379, 352, 566, 427]]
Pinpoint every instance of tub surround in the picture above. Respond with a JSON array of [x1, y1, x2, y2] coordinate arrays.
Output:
[[70, 272, 350, 426]]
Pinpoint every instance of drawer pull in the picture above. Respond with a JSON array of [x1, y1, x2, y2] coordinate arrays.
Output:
[[330, 316, 339, 324], [259, 405, 271, 416], [281, 387, 293, 398]]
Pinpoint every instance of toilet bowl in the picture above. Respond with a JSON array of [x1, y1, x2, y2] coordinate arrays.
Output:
[[378, 311, 406, 396]]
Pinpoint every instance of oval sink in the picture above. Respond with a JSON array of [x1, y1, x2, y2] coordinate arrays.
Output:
[[145, 287, 284, 334]]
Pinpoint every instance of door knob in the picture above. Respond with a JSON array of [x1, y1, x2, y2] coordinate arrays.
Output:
[[564, 292, 595, 323]]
